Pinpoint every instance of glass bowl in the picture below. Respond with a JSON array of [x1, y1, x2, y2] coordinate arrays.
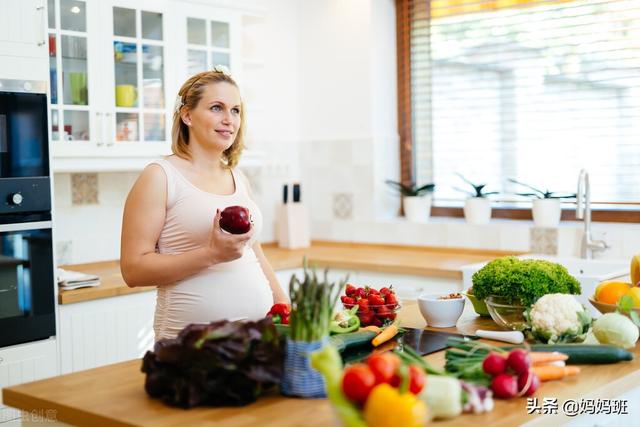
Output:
[[484, 296, 528, 331], [342, 302, 401, 327], [462, 290, 491, 317]]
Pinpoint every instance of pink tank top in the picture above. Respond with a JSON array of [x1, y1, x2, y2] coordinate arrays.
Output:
[[150, 158, 273, 340]]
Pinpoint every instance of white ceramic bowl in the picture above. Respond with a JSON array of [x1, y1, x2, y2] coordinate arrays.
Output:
[[417, 294, 465, 328]]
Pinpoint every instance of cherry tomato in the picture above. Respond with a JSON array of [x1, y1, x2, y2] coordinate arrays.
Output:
[[342, 364, 376, 405], [408, 364, 426, 394], [367, 353, 401, 385]]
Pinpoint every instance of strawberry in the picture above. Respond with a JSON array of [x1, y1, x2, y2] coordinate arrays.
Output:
[[356, 287, 367, 299], [345, 283, 357, 297], [368, 287, 380, 296], [357, 299, 370, 313], [376, 304, 392, 319], [385, 293, 398, 306], [380, 287, 391, 297], [358, 311, 374, 326], [368, 294, 385, 306], [341, 295, 356, 308]]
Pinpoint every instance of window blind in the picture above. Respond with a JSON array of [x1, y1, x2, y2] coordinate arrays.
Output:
[[405, 0, 640, 206]]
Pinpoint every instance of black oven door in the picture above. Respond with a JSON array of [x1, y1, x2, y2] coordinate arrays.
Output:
[[0, 221, 55, 347]]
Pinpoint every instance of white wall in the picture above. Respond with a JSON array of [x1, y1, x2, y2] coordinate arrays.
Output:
[[51, 0, 640, 265]]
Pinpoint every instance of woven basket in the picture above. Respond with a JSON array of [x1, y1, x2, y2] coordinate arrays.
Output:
[[281, 337, 328, 398]]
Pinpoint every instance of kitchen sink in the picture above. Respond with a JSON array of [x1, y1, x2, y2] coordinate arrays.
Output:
[[460, 254, 628, 316]]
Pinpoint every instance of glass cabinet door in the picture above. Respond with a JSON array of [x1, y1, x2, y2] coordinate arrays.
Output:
[[186, 17, 232, 75], [47, 0, 91, 143], [112, 6, 166, 143]]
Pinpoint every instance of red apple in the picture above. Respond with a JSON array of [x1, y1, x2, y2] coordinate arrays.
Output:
[[220, 206, 251, 234]]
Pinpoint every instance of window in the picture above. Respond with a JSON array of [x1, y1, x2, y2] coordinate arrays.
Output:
[[398, 0, 640, 217]]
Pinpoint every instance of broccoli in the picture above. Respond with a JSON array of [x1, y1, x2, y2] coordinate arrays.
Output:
[[471, 257, 581, 306]]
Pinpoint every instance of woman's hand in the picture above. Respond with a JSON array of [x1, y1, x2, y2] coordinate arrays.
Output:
[[208, 209, 254, 264]]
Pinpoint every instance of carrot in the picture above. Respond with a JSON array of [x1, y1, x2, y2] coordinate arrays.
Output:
[[360, 325, 382, 334], [531, 365, 581, 381], [530, 351, 568, 365], [371, 339, 399, 354], [372, 324, 399, 347]]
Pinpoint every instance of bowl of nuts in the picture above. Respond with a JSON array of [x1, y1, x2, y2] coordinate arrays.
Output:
[[417, 293, 465, 328]]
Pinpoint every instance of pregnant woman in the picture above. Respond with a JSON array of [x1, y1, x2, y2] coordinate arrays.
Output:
[[120, 66, 288, 340]]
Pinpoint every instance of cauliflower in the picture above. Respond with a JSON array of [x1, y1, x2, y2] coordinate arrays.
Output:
[[527, 294, 592, 344]]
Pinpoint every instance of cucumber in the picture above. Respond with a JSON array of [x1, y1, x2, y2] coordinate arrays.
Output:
[[523, 344, 633, 364], [329, 331, 377, 352], [274, 324, 376, 353]]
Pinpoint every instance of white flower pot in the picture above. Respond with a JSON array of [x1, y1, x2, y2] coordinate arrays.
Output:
[[532, 198, 561, 228], [403, 195, 432, 222], [463, 197, 492, 225]]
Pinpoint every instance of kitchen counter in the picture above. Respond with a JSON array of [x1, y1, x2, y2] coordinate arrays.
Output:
[[4, 302, 639, 427], [58, 241, 519, 304]]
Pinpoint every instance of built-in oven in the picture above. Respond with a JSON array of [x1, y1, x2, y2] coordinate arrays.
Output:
[[0, 79, 55, 348]]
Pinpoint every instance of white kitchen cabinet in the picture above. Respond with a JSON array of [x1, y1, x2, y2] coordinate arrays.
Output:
[[43, 0, 265, 173], [57, 290, 155, 374], [0, 0, 47, 59], [0, 339, 58, 424], [48, 0, 174, 170], [0, 0, 48, 82]]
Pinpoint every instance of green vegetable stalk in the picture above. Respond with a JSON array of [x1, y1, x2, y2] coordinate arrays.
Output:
[[289, 259, 346, 342], [472, 257, 581, 305], [310, 344, 367, 427]]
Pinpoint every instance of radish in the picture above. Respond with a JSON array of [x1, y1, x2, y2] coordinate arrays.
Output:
[[507, 349, 531, 375], [482, 352, 507, 376], [517, 371, 541, 397], [491, 373, 518, 399]]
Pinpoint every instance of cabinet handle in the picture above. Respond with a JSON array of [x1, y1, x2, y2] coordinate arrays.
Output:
[[104, 112, 113, 146], [36, 4, 46, 46], [96, 112, 103, 146]]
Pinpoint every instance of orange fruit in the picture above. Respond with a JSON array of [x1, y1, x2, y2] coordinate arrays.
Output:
[[596, 281, 631, 305]]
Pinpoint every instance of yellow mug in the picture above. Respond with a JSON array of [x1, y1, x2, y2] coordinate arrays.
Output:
[[115, 85, 137, 107]]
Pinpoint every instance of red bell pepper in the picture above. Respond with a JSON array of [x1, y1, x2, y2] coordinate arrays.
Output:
[[266, 303, 291, 324]]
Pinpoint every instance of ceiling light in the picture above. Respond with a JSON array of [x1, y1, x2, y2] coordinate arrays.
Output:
[[70, 6, 80, 14]]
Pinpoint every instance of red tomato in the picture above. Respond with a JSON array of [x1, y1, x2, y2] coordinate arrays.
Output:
[[368, 294, 385, 306], [341, 364, 376, 405], [345, 283, 357, 297], [408, 365, 427, 394], [389, 365, 427, 394], [367, 353, 401, 385]]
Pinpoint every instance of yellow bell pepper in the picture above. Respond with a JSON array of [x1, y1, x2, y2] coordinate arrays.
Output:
[[363, 383, 428, 427]]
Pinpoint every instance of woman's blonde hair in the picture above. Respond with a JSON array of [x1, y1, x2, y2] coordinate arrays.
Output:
[[171, 70, 245, 168]]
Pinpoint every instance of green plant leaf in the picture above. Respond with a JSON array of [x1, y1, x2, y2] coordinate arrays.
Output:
[[617, 295, 634, 314]]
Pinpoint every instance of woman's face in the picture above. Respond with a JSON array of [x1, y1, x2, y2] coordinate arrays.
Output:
[[185, 81, 242, 152]]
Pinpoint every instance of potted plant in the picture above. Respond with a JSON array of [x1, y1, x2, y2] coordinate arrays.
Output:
[[508, 178, 576, 228], [454, 174, 498, 225], [385, 180, 435, 222]]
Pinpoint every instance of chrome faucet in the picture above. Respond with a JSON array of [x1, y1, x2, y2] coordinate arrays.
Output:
[[576, 169, 608, 259]]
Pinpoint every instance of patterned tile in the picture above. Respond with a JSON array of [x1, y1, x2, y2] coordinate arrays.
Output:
[[530, 227, 558, 255], [333, 193, 353, 220], [71, 173, 98, 205]]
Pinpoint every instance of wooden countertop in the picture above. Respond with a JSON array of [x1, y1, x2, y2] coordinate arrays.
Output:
[[4, 302, 639, 427], [58, 241, 519, 305]]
